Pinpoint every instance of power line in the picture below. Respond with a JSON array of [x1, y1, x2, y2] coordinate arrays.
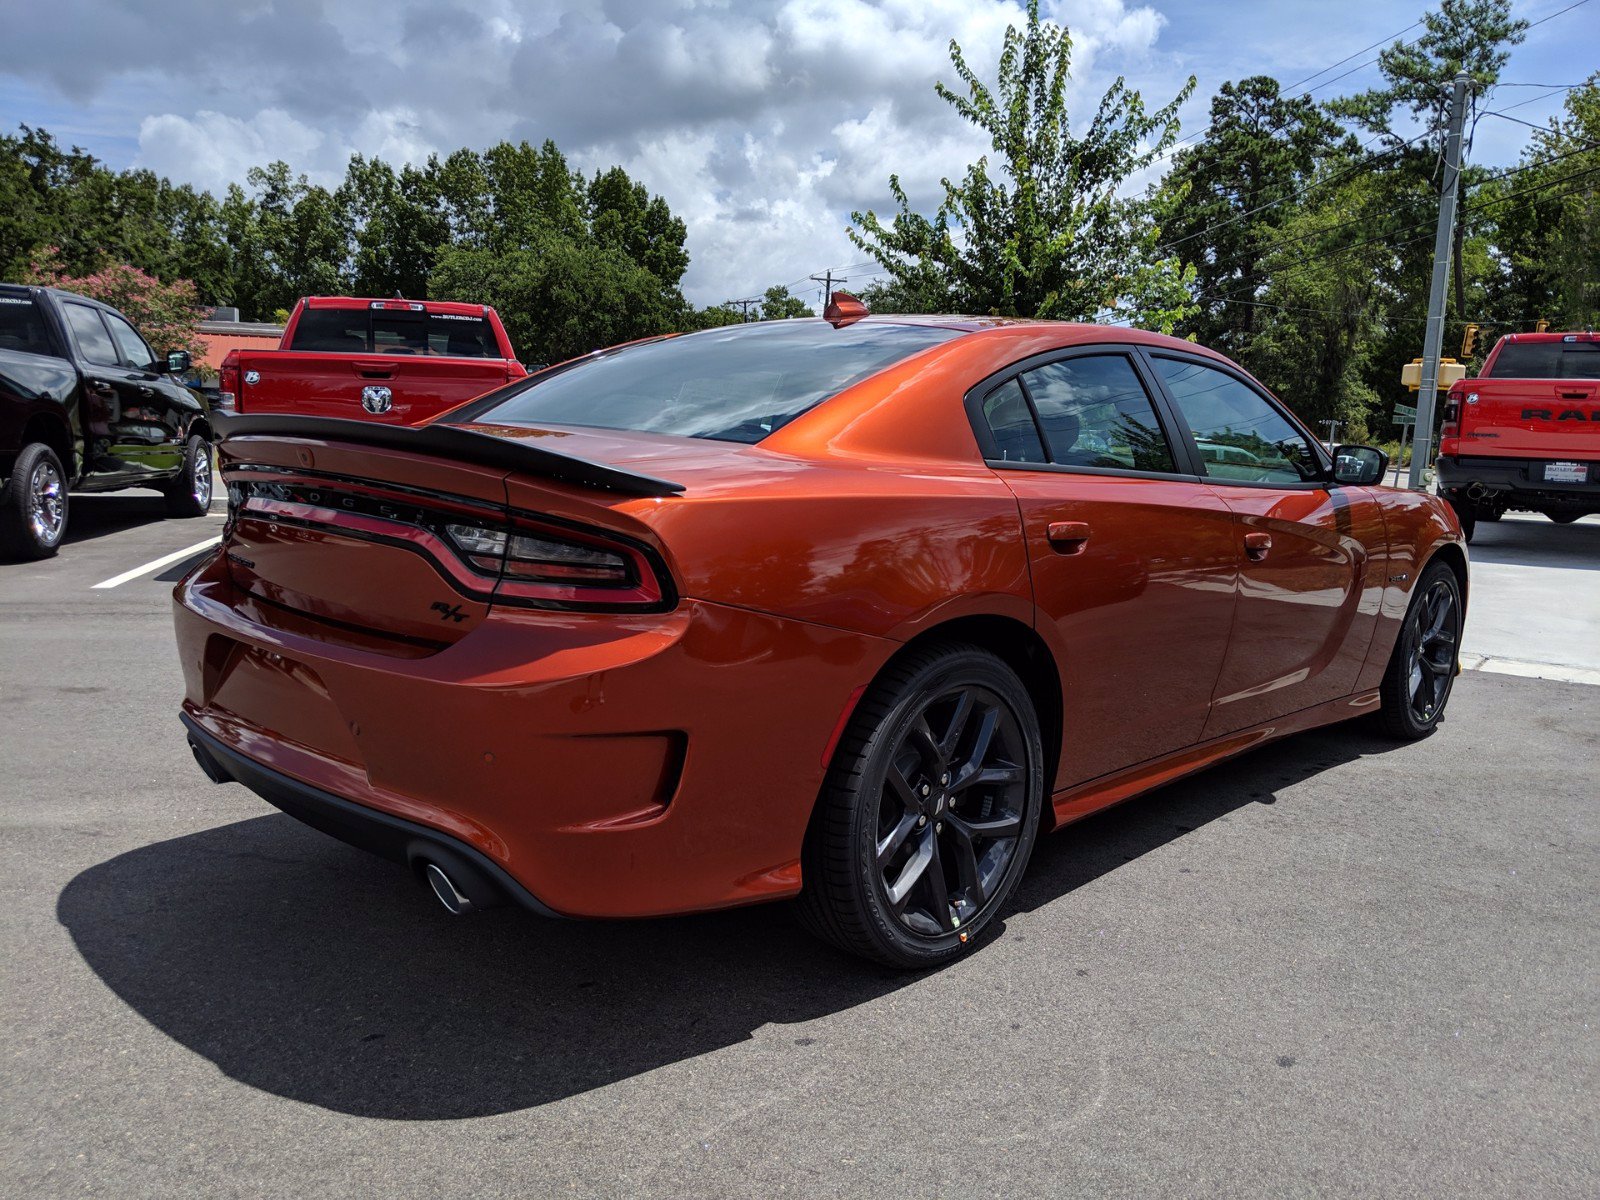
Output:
[[1279, 21, 1424, 95], [1480, 109, 1600, 149]]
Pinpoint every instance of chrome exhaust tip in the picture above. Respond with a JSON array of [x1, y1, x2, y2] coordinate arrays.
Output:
[[423, 861, 475, 915]]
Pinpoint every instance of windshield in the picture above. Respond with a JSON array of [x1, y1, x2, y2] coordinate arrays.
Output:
[[450, 320, 961, 444]]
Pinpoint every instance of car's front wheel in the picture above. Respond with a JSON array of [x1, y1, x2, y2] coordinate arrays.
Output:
[[797, 643, 1044, 969], [1377, 559, 1464, 740]]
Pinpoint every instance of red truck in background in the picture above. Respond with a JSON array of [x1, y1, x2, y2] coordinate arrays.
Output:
[[219, 297, 525, 425], [1437, 330, 1599, 541]]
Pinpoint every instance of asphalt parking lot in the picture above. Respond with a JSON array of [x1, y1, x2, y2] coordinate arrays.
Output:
[[2, 498, 1596, 1197]]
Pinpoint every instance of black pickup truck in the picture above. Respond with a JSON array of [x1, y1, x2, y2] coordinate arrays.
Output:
[[1, 284, 214, 559]]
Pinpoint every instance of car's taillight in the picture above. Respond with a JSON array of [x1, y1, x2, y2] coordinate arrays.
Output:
[[441, 516, 667, 609]]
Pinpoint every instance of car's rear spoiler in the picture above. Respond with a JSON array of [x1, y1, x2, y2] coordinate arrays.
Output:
[[213, 413, 685, 498]]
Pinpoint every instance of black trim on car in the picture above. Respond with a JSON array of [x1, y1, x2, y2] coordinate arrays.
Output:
[[181, 714, 563, 918], [215, 411, 686, 498]]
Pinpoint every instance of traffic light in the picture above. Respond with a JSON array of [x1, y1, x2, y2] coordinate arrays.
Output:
[[1535, 319, 1550, 332], [1460, 323, 1480, 358]]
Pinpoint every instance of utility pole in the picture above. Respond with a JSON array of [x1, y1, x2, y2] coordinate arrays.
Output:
[[809, 269, 847, 308], [727, 297, 759, 322], [1410, 70, 1471, 490]]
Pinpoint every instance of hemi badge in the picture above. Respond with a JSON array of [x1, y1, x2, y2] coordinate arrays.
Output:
[[1389, 573, 1410, 583]]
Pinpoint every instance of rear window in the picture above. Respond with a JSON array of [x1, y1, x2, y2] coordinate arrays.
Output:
[[0, 295, 55, 357], [456, 320, 961, 444], [289, 307, 501, 358], [1487, 340, 1600, 380]]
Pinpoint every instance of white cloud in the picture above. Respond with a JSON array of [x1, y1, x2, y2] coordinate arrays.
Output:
[[14, 0, 1175, 306]]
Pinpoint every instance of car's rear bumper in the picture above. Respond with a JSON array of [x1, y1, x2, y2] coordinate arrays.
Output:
[[1436, 455, 1599, 509], [182, 712, 563, 916], [173, 556, 893, 918]]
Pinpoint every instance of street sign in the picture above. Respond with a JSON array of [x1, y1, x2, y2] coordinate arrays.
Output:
[[1395, 414, 1416, 426], [1395, 403, 1417, 417]]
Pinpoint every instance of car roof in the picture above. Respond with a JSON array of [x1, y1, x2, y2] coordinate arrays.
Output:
[[852, 314, 1228, 358]]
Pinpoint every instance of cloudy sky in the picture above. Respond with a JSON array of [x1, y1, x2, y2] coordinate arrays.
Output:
[[2, 0, 1592, 307]]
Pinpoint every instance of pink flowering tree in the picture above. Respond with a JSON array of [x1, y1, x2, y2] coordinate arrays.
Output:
[[22, 247, 206, 361]]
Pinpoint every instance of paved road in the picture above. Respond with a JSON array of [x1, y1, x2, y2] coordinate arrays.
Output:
[[2, 490, 1596, 1197]]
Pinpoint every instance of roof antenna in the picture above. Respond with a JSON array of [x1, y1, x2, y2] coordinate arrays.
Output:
[[824, 291, 869, 329]]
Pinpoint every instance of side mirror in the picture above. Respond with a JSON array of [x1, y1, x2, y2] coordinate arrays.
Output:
[[165, 349, 192, 375], [1331, 444, 1388, 486]]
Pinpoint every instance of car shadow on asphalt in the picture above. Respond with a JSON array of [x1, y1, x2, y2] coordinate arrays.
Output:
[[60, 493, 174, 546], [57, 722, 1404, 1120], [1466, 514, 1600, 571]]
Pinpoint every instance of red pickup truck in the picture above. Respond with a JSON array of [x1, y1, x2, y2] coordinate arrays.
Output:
[[220, 297, 525, 425], [1437, 331, 1599, 540]]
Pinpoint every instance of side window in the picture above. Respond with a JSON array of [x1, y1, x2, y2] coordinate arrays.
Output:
[[1151, 357, 1322, 484], [1020, 355, 1176, 473], [979, 379, 1047, 463], [102, 311, 155, 370], [64, 304, 119, 367]]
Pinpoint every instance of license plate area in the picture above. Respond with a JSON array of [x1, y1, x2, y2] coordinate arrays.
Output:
[[1543, 461, 1588, 483]]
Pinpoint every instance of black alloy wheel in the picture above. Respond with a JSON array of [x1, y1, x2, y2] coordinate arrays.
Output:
[[875, 684, 1029, 937], [797, 644, 1043, 969], [1378, 560, 1463, 739]]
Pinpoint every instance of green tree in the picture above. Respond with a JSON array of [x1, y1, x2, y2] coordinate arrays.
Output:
[[431, 237, 683, 365], [1477, 76, 1600, 331], [849, 0, 1197, 327], [588, 166, 690, 288], [1160, 77, 1347, 357], [758, 285, 812, 320]]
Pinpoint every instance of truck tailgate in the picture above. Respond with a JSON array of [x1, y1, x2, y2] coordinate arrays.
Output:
[[1462, 377, 1600, 457], [235, 352, 514, 424]]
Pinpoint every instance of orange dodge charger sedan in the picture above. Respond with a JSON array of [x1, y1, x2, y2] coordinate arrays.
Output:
[[175, 304, 1468, 968]]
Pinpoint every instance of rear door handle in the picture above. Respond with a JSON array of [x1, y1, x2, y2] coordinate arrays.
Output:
[[1046, 521, 1091, 554], [1558, 390, 1587, 400], [1244, 531, 1272, 560]]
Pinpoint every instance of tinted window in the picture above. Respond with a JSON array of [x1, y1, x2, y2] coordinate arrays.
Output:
[[1488, 341, 1600, 380], [1151, 356, 1320, 484], [1020, 355, 1176, 472], [463, 320, 960, 444], [290, 308, 368, 353], [980, 379, 1047, 463], [428, 314, 498, 358], [0, 296, 54, 356], [64, 304, 118, 366], [102, 310, 155, 370], [372, 313, 427, 355]]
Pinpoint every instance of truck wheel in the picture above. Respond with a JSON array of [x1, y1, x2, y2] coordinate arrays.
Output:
[[1446, 498, 1475, 544], [1547, 512, 1581, 525], [0, 443, 69, 561], [161, 435, 214, 518], [1478, 508, 1501, 523]]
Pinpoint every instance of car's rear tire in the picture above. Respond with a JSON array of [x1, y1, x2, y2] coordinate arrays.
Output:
[[161, 435, 213, 518], [796, 643, 1044, 969], [0, 442, 68, 561], [1547, 512, 1582, 525], [1376, 559, 1463, 740]]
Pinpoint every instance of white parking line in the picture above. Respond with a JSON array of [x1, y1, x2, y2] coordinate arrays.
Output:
[[91, 537, 221, 590], [1461, 654, 1600, 687]]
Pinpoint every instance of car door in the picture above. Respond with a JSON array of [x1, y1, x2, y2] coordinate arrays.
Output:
[[1141, 351, 1385, 738], [61, 301, 142, 482], [99, 308, 189, 476], [970, 348, 1241, 791]]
